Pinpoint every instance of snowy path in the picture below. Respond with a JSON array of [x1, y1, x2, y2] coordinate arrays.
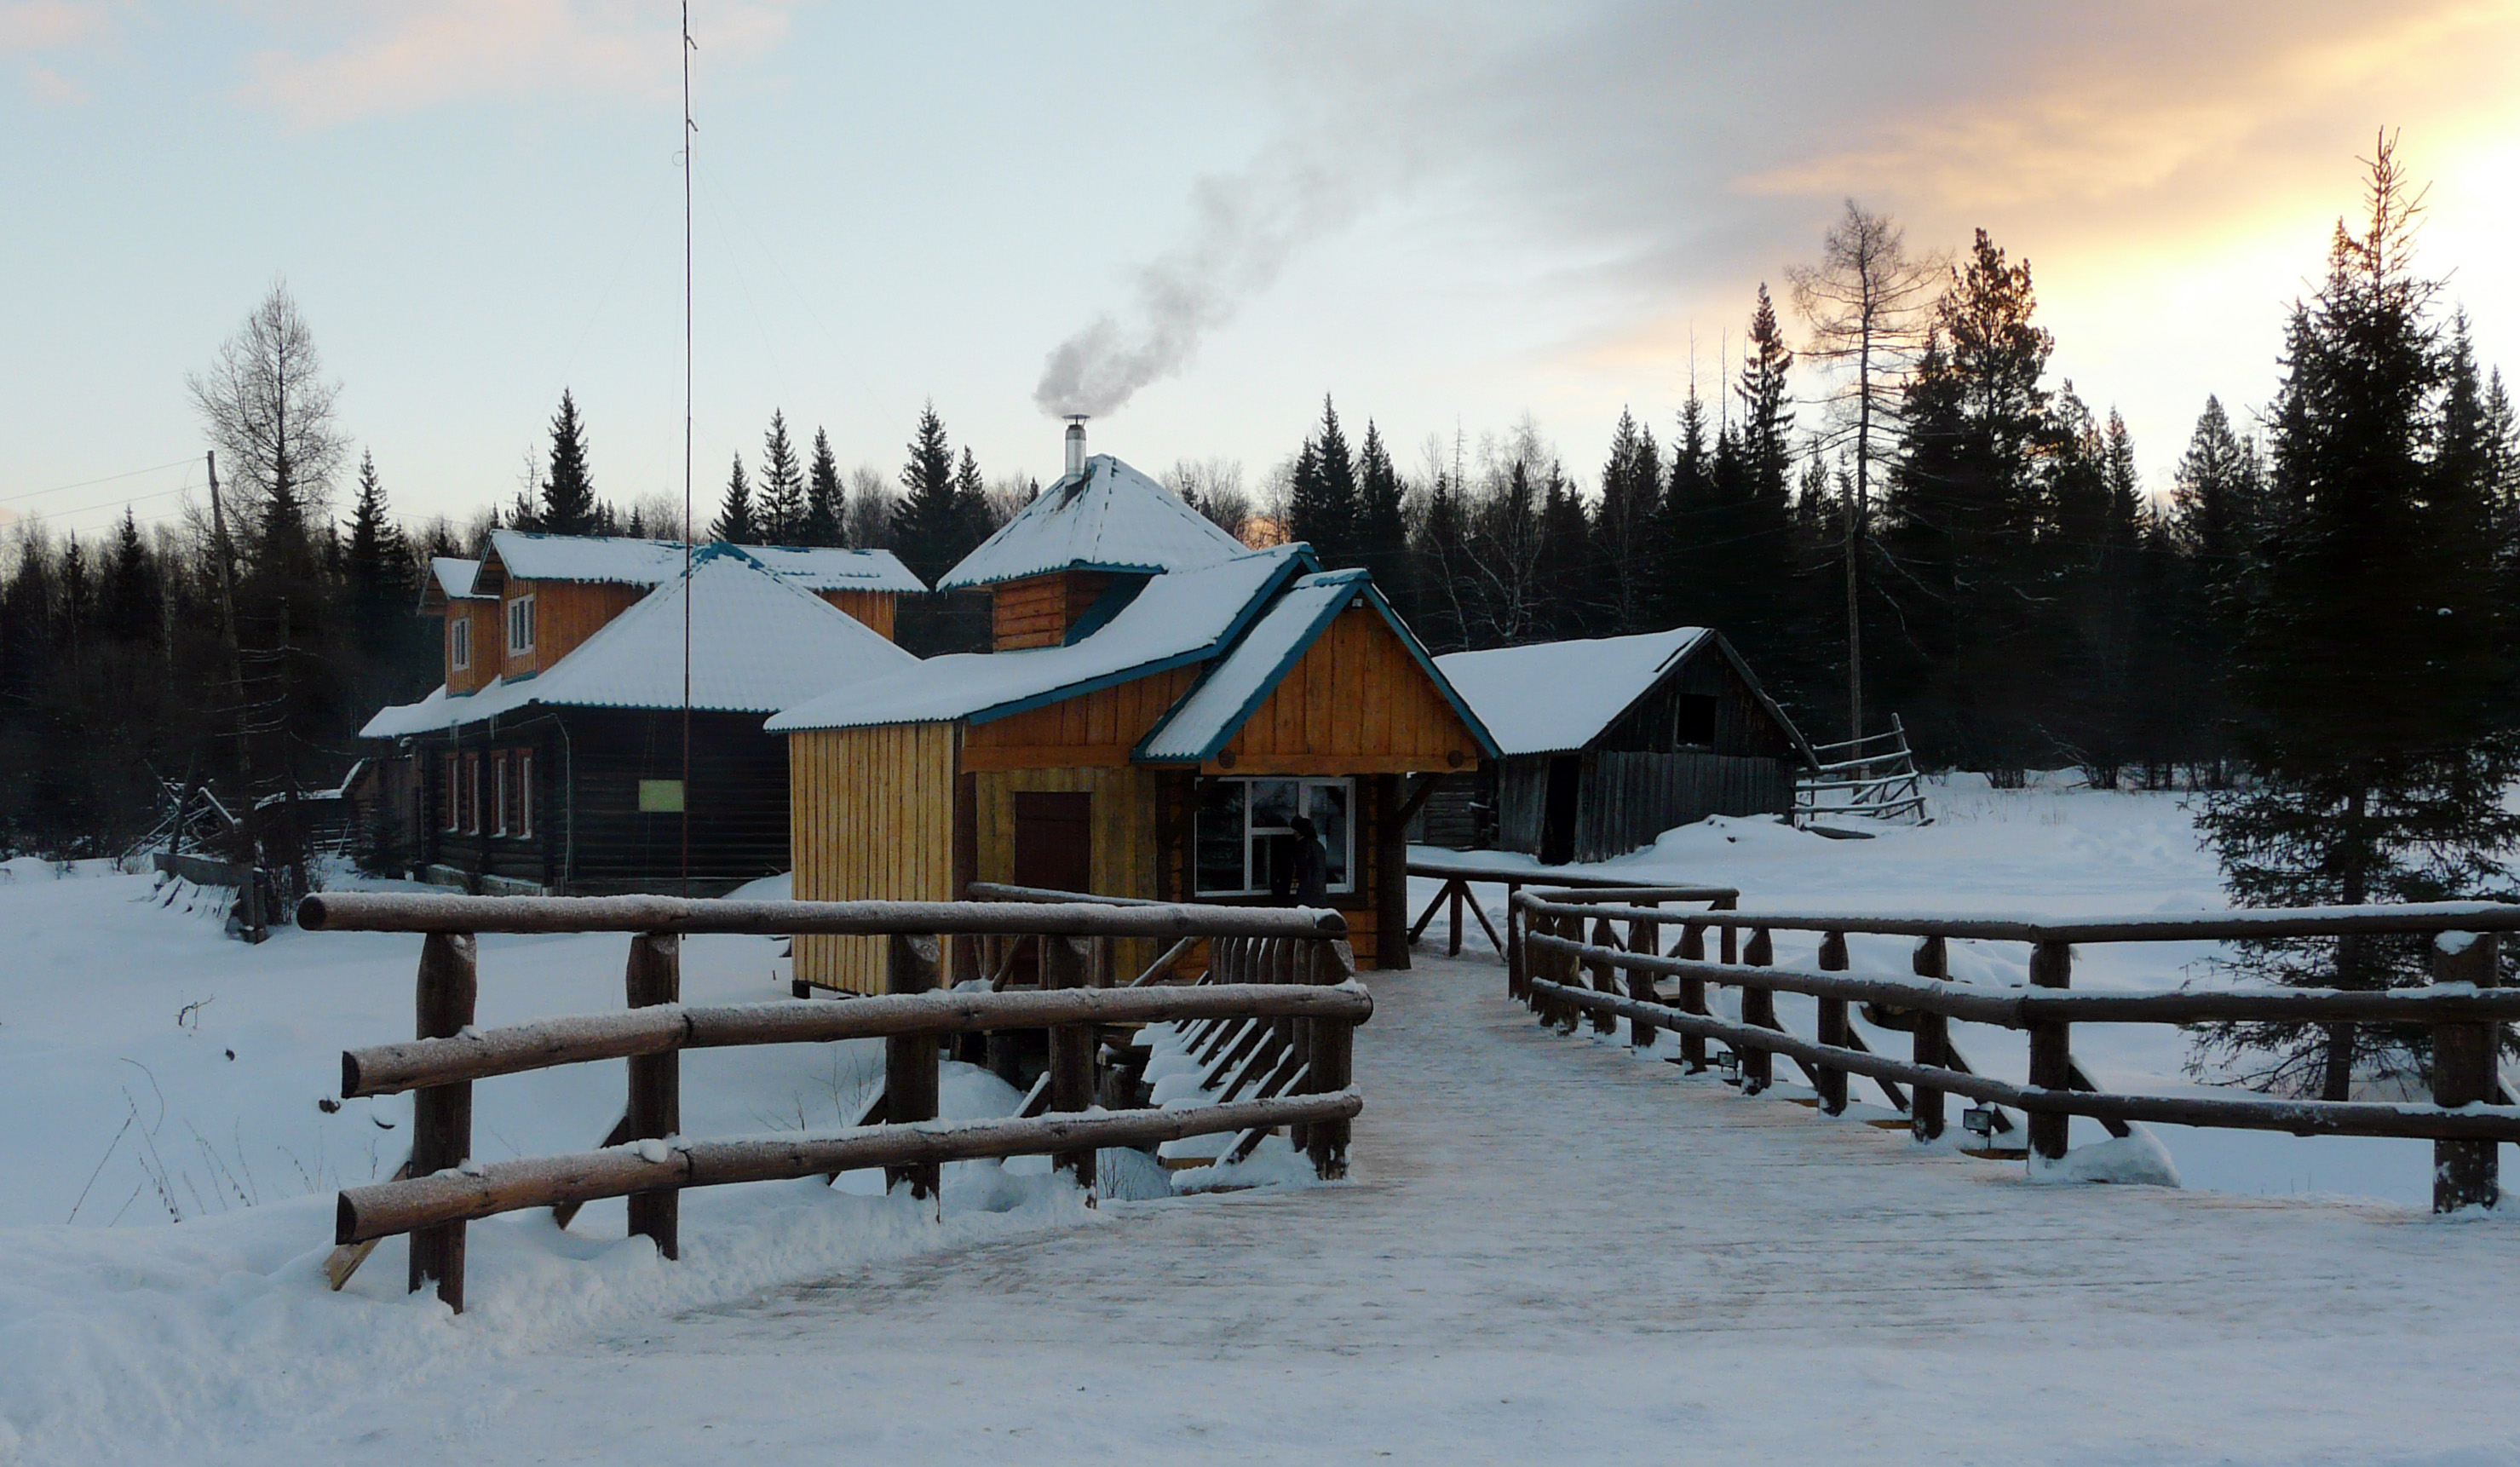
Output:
[[240, 952, 2520, 1466]]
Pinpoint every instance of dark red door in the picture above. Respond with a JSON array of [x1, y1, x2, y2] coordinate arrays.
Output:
[[1013, 791, 1093, 895]]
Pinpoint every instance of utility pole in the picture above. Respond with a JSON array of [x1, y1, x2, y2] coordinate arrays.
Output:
[[206, 450, 250, 788]]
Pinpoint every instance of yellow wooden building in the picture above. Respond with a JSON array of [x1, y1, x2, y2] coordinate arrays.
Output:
[[768, 441, 1499, 992]]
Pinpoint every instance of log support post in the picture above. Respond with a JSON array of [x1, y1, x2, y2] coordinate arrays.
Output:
[[884, 934, 942, 1202], [624, 932, 682, 1260], [1045, 935, 1096, 1192], [1815, 931, 1850, 1114], [409, 931, 478, 1310], [1740, 927, 1775, 1093], [1676, 920, 1708, 1072], [1585, 915, 1620, 1037], [2432, 930, 2500, 1213], [1911, 936, 1948, 1142], [1447, 881, 1465, 958], [1505, 883, 1526, 999], [2026, 940, 2073, 1163], [1626, 904, 1661, 1052], [1306, 939, 1355, 1178]]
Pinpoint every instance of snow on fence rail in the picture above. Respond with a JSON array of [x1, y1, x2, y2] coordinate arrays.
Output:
[[297, 892, 1369, 1314], [1403, 857, 1739, 959], [1509, 889, 2520, 1213]]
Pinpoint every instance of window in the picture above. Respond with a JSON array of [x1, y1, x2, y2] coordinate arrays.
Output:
[[492, 752, 509, 836], [465, 754, 483, 834], [1674, 693, 1718, 746], [506, 595, 536, 657], [440, 753, 460, 831], [449, 616, 471, 672], [515, 751, 534, 838], [1194, 777, 1354, 897]]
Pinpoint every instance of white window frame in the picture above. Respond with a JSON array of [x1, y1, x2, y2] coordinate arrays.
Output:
[[1194, 776, 1356, 897], [515, 751, 534, 839], [465, 754, 483, 835], [441, 753, 460, 831], [450, 615, 471, 672], [506, 595, 537, 658], [492, 752, 509, 837]]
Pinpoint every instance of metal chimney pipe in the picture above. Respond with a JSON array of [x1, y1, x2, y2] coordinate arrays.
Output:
[[1064, 417, 1087, 480]]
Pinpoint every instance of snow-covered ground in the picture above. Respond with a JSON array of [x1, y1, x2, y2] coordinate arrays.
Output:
[[5, 781, 2517, 1464]]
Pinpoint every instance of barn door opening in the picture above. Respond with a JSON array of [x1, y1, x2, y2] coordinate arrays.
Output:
[[1539, 755, 1582, 866]]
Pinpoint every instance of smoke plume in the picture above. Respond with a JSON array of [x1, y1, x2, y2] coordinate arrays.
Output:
[[1034, 152, 1356, 419]]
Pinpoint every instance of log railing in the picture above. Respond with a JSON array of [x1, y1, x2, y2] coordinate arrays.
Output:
[[1404, 857, 1739, 967], [299, 892, 1368, 1314], [1510, 889, 2520, 1214]]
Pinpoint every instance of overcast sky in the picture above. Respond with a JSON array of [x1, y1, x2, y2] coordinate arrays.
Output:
[[5, 0, 2517, 540]]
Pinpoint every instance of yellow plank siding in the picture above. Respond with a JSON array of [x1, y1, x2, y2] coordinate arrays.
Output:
[[969, 762, 1164, 979], [790, 721, 958, 994], [815, 589, 898, 641], [961, 666, 1200, 768]]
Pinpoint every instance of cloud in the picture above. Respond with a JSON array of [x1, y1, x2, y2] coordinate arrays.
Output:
[[0, 1, 106, 54], [20, 59, 83, 100], [236, 0, 797, 127]]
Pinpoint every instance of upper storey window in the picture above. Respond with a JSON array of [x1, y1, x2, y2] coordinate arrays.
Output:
[[506, 595, 537, 658]]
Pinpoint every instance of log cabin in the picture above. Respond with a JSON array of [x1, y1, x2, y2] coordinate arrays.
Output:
[[769, 433, 1499, 992], [1430, 627, 1814, 864], [363, 534, 922, 895]]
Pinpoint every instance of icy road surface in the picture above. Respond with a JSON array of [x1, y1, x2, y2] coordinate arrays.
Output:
[[239, 948, 2520, 1467]]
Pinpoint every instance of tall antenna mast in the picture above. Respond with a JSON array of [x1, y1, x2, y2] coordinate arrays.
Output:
[[680, 1, 696, 897]]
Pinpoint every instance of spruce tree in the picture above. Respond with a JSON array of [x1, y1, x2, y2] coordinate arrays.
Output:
[[1354, 422, 1410, 612], [2195, 138, 2520, 1098], [1288, 396, 1359, 567], [710, 454, 758, 543], [541, 389, 597, 535], [1594, 408, 1661, 635], [890, 401, 971, 587], [805, 428, 847, 547], [757, 411, 807, 544], [952, 446, 994, 549], [102, 509, 158, 648]]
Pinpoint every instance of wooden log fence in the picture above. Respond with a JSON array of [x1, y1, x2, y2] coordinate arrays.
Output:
[[306, 892, 1368, 1315], [1512, 887, 2520, 1213]]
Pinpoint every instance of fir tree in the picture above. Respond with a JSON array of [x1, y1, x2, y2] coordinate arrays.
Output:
[[1594, 408, 1661, 635], [890, 401, 974, 587], [710, 454, 757, 543], [101, 509, 158, 647], [804, 428, 847, 547], [757, 411, 807, 544], [1354, 422, 1410, 612], [2195, 137, 2520, 1098], [542, 389, 597, 534]]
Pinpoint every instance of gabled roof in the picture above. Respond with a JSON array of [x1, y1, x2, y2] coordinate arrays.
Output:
[[768, 546, 1309, 734], [419, 557, 483, 612], [1436, 629, 1711, 757], [363, 546, 916, 738], [481, 532, 927, 594], [1136, 571, 1500, 764], [935, 455, 1249, 590]]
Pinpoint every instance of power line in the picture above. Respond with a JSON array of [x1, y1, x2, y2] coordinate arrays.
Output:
[[0, 457, 196, 508]]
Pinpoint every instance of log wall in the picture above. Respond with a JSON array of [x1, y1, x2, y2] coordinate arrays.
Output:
[[990, 571, 1109, 650], [816, 589, 898, 641]]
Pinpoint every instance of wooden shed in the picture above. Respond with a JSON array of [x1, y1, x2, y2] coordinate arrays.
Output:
[[363, 538, 921, 895], [1434, 627, 1812, 865], [772, 447, 1499, 992]]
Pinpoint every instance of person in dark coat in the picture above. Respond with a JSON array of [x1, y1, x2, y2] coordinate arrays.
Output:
[[1285, 814, 1330, 909]]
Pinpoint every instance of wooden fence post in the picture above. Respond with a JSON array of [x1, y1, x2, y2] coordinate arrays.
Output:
[[1626, 902, 1661, 1053], [1585, 915, 1620, 1037], [1911, 936, 1948, 1142], [409, 930, 478, 1310], [1815, 931, 1850, 1114], [2026, 940, 2073, 1163], [1676, 919, 1708, 1072], [1505, 883, 1527, 999], [1447, 880, 1465, 958], [1044, 935, 1096, 1189], [625, 932, 681, 1260], [884, 934, 941, 1201], [2432, 930, 2500, 1212], [1717, 895, 1739, 965], [1740, 927, 1775, 1093], [1551, 912, 1584, 1033], [1308, 941, 1355, 1179]]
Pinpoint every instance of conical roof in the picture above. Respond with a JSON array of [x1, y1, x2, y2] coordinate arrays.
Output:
[[936, 455, 1249, 590]]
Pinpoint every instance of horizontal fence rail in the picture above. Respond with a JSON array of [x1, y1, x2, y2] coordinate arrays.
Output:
[[1510, 886, 2518, 1213], [302, 894, 1370, 1314], [1403, 857, 1739, 964]]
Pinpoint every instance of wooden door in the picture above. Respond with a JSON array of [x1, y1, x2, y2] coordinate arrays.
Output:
[[1539, 755, 1582, 866], [1013, 791, 1094, 895]]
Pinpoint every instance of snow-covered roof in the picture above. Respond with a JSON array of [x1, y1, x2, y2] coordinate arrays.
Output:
[[364, 547, 916, 737], [486, 531, 690, 586], [935, 455, 1250, 590], [768, 546, 1308, 734], [740, 544, 927, 594], [1435, 628, 1712, 757], [429, 557, 482, 601], [1136, 571, 1499, 764]]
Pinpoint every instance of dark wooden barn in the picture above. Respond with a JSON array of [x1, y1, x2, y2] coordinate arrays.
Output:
[[363, 536, 921, 895], [1433, 628, 1813, 865]]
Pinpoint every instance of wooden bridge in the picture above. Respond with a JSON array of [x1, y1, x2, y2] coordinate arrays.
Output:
[[263, 883, 2520, 1464]]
